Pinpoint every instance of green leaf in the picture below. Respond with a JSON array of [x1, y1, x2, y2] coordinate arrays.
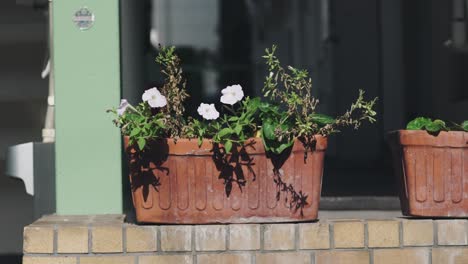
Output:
[[130, 127, 141, 137], [198, 137, 203, 146], [425, 121, 445, 133], [155, 119, 166, 128], [274, 140, 294, 154], [259, 102, 270, 111], [247, 97, 261, 111], [433, 119, 446, 129], [406, 117, 432, 130], [137, 116, 146, 123], [217, 128, 233, 138], [260, 118, 294, 154], [239, 112, 246, 120], [261, 137, 271, 152], [461, 120, 468, 131], [259, 102, 277, 113], [137, 138, 146, 150], [279, 123, 291, 132], [224, 140, 233, 153], [234, 125, 242, 135], [310, 113, 335, 125], [262, 121, 276, 140], [228, 116, 239, 122]]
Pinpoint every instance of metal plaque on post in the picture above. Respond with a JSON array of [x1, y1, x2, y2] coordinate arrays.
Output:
[[73, 7, 94, 30]]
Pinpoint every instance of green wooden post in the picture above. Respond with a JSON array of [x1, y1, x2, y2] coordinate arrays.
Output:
[[53, 0, 122, 214]]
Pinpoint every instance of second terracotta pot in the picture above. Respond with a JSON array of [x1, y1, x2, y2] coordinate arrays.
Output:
[[388, 130, 468, 217], [125, 137, 327, 224]]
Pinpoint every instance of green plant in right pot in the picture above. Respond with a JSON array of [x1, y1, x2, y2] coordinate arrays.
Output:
[[406, 117, 468, 134]]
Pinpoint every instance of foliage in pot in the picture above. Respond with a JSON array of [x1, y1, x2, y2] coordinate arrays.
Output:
[[388, 117, 468, 217], [109, 45, 378, 223]]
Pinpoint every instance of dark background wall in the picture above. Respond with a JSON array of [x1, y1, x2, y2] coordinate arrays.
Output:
[[403, 0, 468, 122], [0, 0, 48, 260], [120, 0, 467, 209]]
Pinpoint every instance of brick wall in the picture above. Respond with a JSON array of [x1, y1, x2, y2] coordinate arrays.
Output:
[[23, 215, 468, 264]]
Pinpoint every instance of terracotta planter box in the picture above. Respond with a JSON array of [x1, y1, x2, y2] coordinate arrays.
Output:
[[124, 137, 327, 224], [388, 130, 468, 217]]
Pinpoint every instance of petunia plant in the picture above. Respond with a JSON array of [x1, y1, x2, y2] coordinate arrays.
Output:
[[109, 45, 378, 154], [108, 46, 188, 150], [109, 89, 168, 150], [184, 85, 260, 153]]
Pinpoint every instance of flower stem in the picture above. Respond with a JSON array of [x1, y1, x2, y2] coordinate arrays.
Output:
[[223, 105, 236, 115]]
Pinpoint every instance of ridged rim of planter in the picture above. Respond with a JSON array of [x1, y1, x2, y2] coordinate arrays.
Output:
[[388, 130, 468, 147], [124, 135, 328, 155]]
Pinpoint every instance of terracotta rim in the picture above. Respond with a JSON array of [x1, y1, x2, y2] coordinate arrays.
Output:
[[124, 136, 328, 156], [387, 130, 468, 147]]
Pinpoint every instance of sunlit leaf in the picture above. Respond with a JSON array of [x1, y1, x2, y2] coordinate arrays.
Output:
[[461, 120, 468, 131], [217, 128, 233, 138], [262, 120, 276, 140], [137, 138, 146, 150], [234, 125, 242, 135], [224, 140, 233, 153], [406, 117, 432, 130], [130, 127, 141, 137]]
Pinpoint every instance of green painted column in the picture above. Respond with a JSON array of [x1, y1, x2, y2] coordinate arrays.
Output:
[[53, 0, 122, 214]]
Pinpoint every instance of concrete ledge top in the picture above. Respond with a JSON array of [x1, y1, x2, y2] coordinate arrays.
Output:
[[29, 211, 406, 226], [31, 214, 125, 226]]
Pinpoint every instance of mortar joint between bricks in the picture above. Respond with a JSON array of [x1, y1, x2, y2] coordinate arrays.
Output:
[[130, 251, 193, 256], [226, 224, 230, 250], [260, 249, 302, 253], [398, 220, 403, 248], [429, 247, 432, 264], [294, 223, 299, 250], [122, 224, 127, 254], [260, 224, 265, 252], [53, 224, 58, 256], [465, 220, 468, 244], [252, 251, 256, 264], [369, 248, 374, 264], [191, 225, 196, 254], [364, 221, 369, 249], [156, 225, 162, 252], [329, 221, 335, 249], [433, 220, 438, 246], [88, 223, 92, 255], [192, 242, 198, 264]]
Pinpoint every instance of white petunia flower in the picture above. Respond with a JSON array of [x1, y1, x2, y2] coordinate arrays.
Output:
[[197, 103, 219, 120], [220, 84, 244, 105], [142, 87, 167, 108], [117, 99, 130, 116]]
